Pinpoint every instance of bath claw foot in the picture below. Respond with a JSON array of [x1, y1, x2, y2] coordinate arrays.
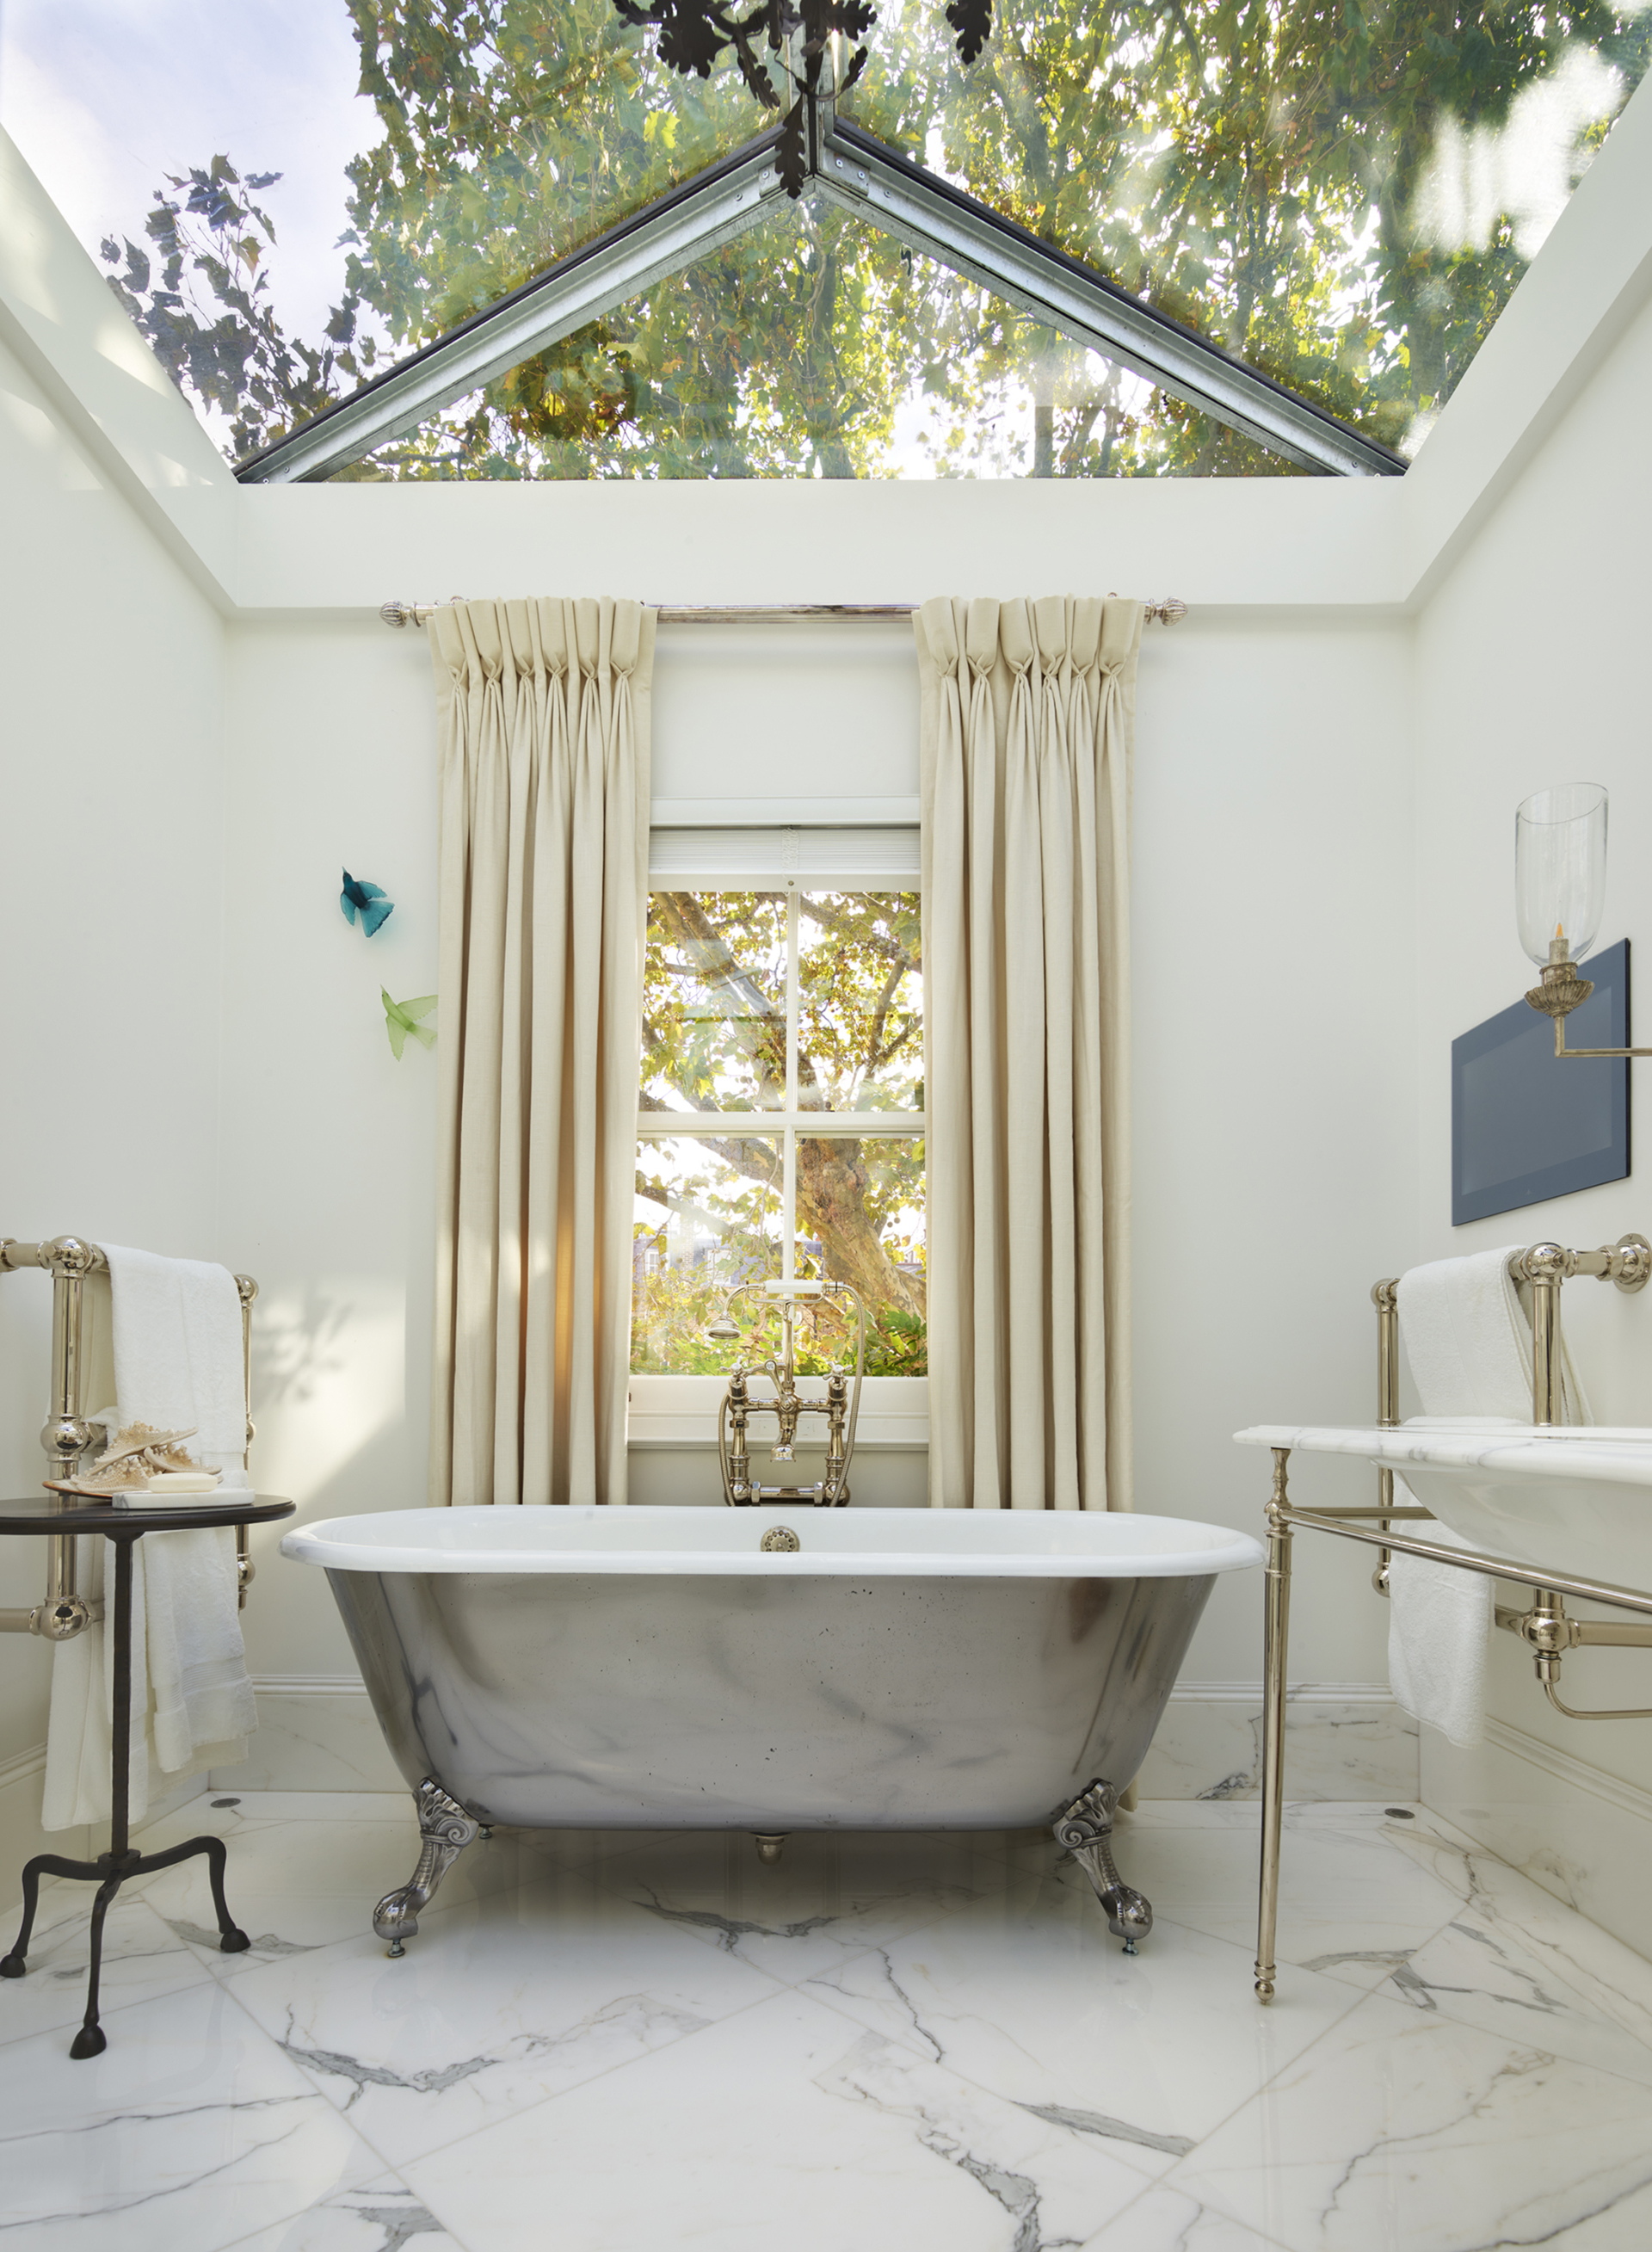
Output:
[[1054, 1780, 1154, 1953], [753, 1834, 786, 1866], [373, 1779, 481, 1956]]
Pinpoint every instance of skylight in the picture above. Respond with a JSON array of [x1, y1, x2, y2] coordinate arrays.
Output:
[[333, 201, 1294, 480], [5, 2, 1646, 483]]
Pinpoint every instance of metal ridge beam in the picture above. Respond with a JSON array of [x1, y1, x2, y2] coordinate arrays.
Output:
[[236, 132, 787, 484], [823, 122, 1406, 479]]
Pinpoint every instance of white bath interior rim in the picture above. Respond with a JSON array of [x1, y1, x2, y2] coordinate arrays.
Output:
[[280, 1504, 1262, 1578]]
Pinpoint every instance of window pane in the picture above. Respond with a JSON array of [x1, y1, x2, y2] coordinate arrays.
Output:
[[798, 893, 923, 1113], [333, 201, 1295, 480], [632, 1134, 780, 1374], [796, 1136, 926, 1378], [642, 892, 787, 1115], [845, 3, 1652, 457]]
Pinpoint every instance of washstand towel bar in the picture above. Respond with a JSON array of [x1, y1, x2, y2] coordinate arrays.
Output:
[[1252, 1231, 1652, 2005], [0, 1237, 261, 1636]]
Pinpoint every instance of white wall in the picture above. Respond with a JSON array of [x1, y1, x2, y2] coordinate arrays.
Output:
[[213, 590, 1412, 1699], [1413, 285, 1652, 1811], [0, 327, 227, 1897], [1135, 614, 1415, 1686]]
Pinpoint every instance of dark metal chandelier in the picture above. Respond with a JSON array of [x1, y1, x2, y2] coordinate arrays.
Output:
[[613, 0, 994, 193]]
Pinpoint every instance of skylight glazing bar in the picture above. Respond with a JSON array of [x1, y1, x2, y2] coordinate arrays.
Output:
[[820, 125, 1407, 480], [236, 133, 787, 485]]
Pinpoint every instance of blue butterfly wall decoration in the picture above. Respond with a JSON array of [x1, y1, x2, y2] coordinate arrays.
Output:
[[341, 869, 394, 936]]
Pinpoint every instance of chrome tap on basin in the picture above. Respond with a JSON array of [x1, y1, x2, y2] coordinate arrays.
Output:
[[709, 1280, 866, 1507]]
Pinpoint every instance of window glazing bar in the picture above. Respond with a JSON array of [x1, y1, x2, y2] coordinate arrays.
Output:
[[235, 133, 787, 485], [822, 125, 1406, 480]]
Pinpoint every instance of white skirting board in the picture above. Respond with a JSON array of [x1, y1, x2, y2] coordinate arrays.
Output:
[[1421, 1715, 1652, 1965], [201, 1676, 1422, 1803]]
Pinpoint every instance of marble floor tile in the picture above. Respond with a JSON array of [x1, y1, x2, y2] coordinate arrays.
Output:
[[0, 1887, 214, 2048], [1071, 1805, 1465, 1994], [1082, 2181, 1292, 2250], [217, 2174, 461, 2252], [0, 1977, 381, 2252], [592, 1825, 1014, 1984], [158, 1792, 419, 1827], [803, 1883, 1367, 2166], [127, 1805, 564, 1968], [405, 1987, 1157, 2252], [225, 1861, 786, 2164], [8, 1793, 1648, 2252], [1373, 1807, 1652, 2038], [1166, 1984, 1652, 2252]]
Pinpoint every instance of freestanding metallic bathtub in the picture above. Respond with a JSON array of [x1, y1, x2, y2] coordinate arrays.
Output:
[[282, 1503, 1261, 1955]]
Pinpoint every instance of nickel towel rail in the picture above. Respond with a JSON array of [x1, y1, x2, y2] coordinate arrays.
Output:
[[0, 1238, 259, 1636]]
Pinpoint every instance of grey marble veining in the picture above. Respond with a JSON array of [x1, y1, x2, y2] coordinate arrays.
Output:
[[6, 1790, 1651, 2252]]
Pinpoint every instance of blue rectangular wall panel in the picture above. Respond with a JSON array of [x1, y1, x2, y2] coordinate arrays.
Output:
[[1452, 940, 1630, 1226]]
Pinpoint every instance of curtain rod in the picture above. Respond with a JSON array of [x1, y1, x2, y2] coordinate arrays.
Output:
[[379, 596, 1189, 630]]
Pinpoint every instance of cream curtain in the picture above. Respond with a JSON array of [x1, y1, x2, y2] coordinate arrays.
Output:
[[428, 597, 655, 1506], [915, 595, 1142, 1511]]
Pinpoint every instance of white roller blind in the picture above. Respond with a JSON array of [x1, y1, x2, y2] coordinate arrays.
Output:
[[648, 825, 921, 888]]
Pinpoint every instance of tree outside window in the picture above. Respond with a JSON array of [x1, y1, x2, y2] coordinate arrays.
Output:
[[633, 890, 926, 1377]]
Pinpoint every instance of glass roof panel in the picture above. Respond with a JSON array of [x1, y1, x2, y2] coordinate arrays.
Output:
[[842, 0, 1652, 456], [0, 1, 767, 465], [331, 201, 1298, 479]]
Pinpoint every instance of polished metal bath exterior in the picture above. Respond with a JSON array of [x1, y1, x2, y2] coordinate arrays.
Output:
[[289, 1504, 1259, 1951], [326, 1552, 1212, 1835]]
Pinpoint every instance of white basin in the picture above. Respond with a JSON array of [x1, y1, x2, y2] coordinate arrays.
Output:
[[1235, 1422, 1652, 1592]]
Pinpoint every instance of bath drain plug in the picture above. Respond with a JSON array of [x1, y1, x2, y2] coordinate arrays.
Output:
[[761, 1526, 801, 1552]]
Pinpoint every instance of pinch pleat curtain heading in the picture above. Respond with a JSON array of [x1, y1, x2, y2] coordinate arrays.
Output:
[[915, 595, 1143, 1512], [428, 597, 656, 1506]]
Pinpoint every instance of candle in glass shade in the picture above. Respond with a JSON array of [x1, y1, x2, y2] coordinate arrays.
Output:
[[1515, 784, 1607, 966]]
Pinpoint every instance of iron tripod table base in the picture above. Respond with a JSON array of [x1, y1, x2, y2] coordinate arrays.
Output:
[[1, 1831, 250, 2058], [0, 1491, 294, 2058]]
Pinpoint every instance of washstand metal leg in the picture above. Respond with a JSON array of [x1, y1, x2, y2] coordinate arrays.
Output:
[[1052, 1780, 1153, 1952], [374, 1779, 481, 1957], [1255, 1447, 1294, 2004], [754, 1835, 786, 1866]]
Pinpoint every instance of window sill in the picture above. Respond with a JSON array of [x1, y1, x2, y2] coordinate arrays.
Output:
[[628, 1374, 928, 1452], [627, 1432, 930, 1453]]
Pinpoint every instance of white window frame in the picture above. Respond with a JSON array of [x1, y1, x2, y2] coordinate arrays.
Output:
[[628, 831, 928, 1452]]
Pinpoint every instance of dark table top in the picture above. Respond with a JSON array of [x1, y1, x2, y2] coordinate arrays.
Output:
[[0, 1494, 295, 1536]]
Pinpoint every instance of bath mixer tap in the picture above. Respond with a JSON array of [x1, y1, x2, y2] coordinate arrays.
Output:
[[710, 1280, 866, 1506]]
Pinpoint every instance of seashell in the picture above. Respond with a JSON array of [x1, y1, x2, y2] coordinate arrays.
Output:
[[60, 1420, 221, 1498], [91, 1422, 199, 1468]]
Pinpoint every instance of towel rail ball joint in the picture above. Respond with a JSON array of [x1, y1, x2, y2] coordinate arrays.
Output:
[[1251, 1229, 1652, 2005], [0, 1237, 262, 1636]]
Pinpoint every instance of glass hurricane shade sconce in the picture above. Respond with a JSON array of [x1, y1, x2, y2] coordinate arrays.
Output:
[[1518, 784, 1649, 1058]]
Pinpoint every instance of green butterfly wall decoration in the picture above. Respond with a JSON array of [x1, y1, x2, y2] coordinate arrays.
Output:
[[382, 989, 436, 1060]]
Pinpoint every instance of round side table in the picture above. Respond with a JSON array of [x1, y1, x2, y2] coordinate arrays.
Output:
[[0, 1491, 295, 2057]]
